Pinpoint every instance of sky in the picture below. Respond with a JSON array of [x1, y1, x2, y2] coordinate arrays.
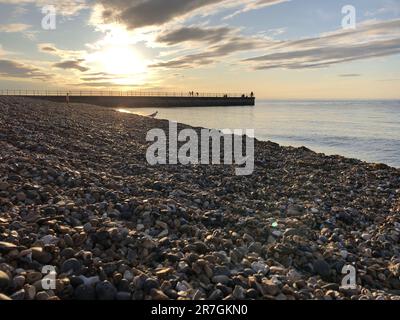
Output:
[[0, 0, 399, 99]]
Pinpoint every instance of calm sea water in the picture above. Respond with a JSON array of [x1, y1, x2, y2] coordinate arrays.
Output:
[[118, 100, 400, 168]]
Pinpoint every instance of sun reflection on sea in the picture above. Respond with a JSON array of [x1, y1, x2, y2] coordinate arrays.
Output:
[[116, 108, 152, 117]]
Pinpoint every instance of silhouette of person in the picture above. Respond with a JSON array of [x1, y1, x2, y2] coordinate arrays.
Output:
[[66, 92, 70, 106]]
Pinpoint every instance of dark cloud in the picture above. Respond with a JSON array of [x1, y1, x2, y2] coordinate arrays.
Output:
[[151, 36, 266, 68], [40, 45, 57, 52], [156, 26, 232, 45], [246, 38, 400, 70], [244, 20, 400, 70], [98, 0, 288, 29], [81, 76, 114, 81], [98, 0, 225, 29], [0, 59, 49, 79], [53, 59, 89, 72]]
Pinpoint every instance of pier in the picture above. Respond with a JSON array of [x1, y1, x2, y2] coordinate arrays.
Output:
[[0, 90, 255, 108]]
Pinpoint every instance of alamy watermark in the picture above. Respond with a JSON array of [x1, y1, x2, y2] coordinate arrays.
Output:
[[41, 5, 56, 30], [146, 121, 255, 176], [41, 265, 57, 290], [341, 265, 357, 290], [342, 5, 357, 30]]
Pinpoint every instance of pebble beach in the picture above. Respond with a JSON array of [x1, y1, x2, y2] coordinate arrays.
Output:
[[1, 96, 400, 300]]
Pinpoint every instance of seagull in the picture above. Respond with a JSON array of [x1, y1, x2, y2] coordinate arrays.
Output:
[[148, 111, 158, 118]]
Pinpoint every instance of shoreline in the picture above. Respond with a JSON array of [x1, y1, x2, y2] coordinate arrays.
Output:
[[1, 96, 400, 300]]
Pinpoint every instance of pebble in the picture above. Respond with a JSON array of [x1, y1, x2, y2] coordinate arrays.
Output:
[[0, 242, 18, 253], [232, 285, 246, 299], [10, 289, 26, 300], [150, 289, 170, 300], [75, 284, 96, 300], [361, 233, 372, 241], [0, 97, 399, 301], [313, 260, 331, 279], [209, 289, 223, 300], [24, 285, 36, 300], [96, 281, 117, 300], [0, 294, 11, 300], [13, 275, 25, 288], [212, 275, 230, 285], [61, 258, 82, 275], [36, 291, 50, 300], [0, 271, 11, 290], [31, 247, 52, 264]]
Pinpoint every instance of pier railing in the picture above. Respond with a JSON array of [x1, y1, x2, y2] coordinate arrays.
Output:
[[0, 90, 254, 98]]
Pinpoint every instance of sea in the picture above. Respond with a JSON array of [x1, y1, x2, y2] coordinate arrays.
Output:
[[117, 100, 400, 168]]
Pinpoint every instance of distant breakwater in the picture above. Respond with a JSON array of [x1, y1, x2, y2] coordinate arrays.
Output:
[[20, 95, 255, 108]]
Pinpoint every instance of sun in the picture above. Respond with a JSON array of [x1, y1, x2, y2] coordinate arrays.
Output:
[[99, 46, 147, 75]]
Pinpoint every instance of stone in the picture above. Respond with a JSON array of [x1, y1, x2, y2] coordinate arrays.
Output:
[[0, 181, 10, 191], [36, 291, 50, 300], [287, 205, 302, 216], [24, 285, 36, 300], [26, 272, 42, 284], [16, 192, 26, 201], [13, 275, 25, 288], [143, 278, 159, 292], [96, 281, 117, 300], [284, 228, 301, 237], [123, 270, 134, 281], [361, 233, 372, 241], [156, 220, 168, 229], [116, 292, 131, 300], [313, 260, 331, 279], [232, 285, 246, 299], [251, 261, 269, 275], [156, 268, 173, 278], [61, 258, 82, 275], [150, 289, 169, 300], [0, 241, 18, 253], [209, 289, 223, 300], [0, 293, 11, 300], [40, 235, 59, 245], [212, 275, 230, 285], [74, 284, 96, 300], [248, 242, 262, 254], [31, 247, 53, 264], [0, 271, 11, 290], [262, 279, 280, 296], [194, 241, 208, 254], [10, 289, 26, 300]]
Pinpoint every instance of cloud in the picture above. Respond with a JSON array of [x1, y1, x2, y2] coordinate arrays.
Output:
[[38, 43, 86, 59], [151, 36, 267, 68], [96, 0, 287, 30], [97, 0, 224, 30], [156, 26, 233, 45], [244, 19, 400, 70], [0, 23, 31, 33], [0, 59, 49, 79], [39, 45, 57, 53], [225, 0, 290, 19], [53, 59, 89, 72], [0, 0, 88, 16]]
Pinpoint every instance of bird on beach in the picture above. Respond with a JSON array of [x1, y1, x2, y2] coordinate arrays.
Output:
[[148, 111, 158, 118]]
